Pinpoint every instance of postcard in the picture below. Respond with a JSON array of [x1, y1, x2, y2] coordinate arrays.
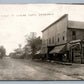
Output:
[[0, 4, 84, 80]]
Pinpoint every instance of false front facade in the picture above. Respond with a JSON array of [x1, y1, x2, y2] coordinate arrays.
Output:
[[41, 14, 84, 63]]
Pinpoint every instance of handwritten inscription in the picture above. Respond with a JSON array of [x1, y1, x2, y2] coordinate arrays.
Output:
[[0, 13, 54, 17]]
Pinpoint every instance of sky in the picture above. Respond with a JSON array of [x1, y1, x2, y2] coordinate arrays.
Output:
[[0, 4, 84, 55]]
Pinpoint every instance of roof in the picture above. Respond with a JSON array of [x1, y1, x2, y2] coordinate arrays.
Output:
[[42, 14, 68, 32], [68, 21, 84, 29]]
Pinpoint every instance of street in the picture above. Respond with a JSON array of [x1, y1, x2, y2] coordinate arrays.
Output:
[[0, 57, 84, 80]]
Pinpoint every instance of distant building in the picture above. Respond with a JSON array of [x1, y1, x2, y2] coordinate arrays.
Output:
[[41, 14, 84, 63]]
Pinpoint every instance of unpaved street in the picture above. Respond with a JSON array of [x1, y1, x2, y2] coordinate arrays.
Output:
[[0, 57, 84, 80]]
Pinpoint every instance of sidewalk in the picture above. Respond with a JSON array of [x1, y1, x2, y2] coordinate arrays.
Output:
[[33, 58, 84, 66], [33, 59, 72, 65], [47, 60, 72, 65]]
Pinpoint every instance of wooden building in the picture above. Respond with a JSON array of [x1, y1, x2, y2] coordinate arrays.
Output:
[[41, 14, 84, 63]]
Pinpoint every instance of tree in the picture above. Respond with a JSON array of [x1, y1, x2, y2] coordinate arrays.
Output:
[[10, 44, 24, 59], [25, 32, 42, 59], [18, 44, 22, 49], [0, 46, 6, 58], [35, 36, 42, 51], [23, 44, 31, 59]]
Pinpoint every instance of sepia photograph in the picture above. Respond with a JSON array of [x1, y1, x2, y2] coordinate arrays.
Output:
[[0, 4, 84, 80]]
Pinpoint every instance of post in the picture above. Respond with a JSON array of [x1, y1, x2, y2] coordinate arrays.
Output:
[[80, 41, 83, 64], [46, 46, 49, 60], [70, 47, 72, 63], [67, 43, 71, 62]]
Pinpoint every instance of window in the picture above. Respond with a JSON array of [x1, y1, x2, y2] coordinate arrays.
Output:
[[63, 36, 64, 40], [49, 38, 51, 44], [58, 33, 60, 43], [72, 31, 76, 36], [58, 38, 59, 42], [52, 36, 54, 44], [47, 39, 48, 44], [72, 31, 76, 40]]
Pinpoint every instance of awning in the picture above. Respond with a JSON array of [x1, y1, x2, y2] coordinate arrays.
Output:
[[49, 45, 65, 54], [35, 50, 41, 54]]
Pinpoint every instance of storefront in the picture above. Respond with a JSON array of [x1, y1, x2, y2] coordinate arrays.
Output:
[[49, 44, 68, 61], [69, 40, 84, 64]]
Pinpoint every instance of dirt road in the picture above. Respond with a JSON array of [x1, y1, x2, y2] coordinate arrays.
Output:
[[0, 57, 84, 80]]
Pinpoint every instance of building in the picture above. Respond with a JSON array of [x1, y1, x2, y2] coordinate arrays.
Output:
[[41, 14, 84, 63]]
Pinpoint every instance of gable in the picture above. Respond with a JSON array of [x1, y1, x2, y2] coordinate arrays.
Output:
[[42, 14, 68, 32]]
